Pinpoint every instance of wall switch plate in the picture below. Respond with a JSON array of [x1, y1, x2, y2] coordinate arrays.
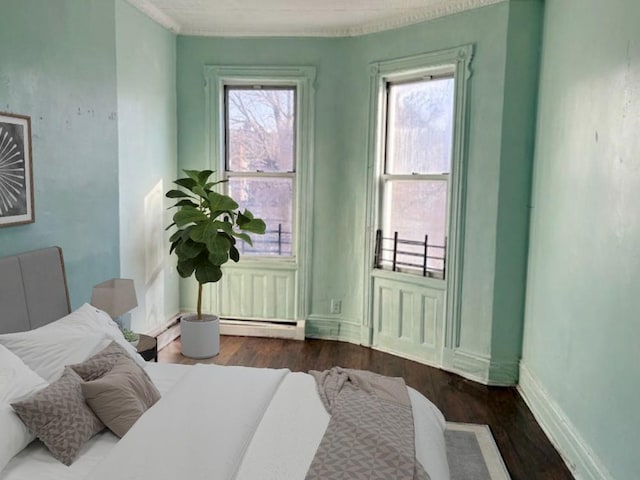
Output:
[[330, 299, 342, 314]]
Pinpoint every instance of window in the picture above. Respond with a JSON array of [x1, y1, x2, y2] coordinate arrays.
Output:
[[224, 86, 296, 257], [375, 73, 455, 278]]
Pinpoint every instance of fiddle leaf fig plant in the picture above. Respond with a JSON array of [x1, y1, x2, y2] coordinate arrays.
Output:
[[166, 169, 266, 320]]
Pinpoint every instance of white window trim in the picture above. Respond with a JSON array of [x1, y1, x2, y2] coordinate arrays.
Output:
[[362, 45, 474, 348], [204, 65, 316, 320], [224, 85, 297, 259]]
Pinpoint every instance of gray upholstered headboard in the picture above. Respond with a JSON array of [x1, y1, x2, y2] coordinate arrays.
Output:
[[0, 246, 71, 334]]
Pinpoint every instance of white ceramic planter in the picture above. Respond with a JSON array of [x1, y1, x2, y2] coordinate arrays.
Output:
[[180, 313, 220, 359]]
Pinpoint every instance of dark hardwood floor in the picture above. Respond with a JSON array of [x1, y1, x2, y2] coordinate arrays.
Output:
[[159, 335, 573, 480]]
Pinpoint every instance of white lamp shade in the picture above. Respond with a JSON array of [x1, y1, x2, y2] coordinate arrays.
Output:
[[91, 278, 137, 318]]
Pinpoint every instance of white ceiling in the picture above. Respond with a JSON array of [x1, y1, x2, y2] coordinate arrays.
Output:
[[126, 0, 504, 37]]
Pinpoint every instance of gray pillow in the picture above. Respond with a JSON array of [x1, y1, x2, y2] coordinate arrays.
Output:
[[70, 340, 148, 381], [81, 357, 161, 438], [11, 367, 104, 465]]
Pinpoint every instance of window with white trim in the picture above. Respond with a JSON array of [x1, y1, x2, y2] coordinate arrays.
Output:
[[375, 71, 455, 278], [224, 85, 296, 257]]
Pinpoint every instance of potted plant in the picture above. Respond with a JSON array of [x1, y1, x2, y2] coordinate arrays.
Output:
[[166, 169, 266, 358]]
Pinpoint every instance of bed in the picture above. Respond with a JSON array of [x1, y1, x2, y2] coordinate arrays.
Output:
[[0, 247, 450, 480]]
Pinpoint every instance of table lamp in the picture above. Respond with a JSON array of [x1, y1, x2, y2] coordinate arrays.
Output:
[[91, 278, 137, 326]]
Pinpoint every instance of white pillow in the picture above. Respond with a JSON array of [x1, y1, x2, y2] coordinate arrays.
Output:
[[0, 332, 110, 383], [0, 304, 145, 382], [0, 345, 48, 472]]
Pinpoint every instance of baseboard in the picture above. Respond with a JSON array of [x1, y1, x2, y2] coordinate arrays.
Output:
[[145, 313, 181, 350], [487, 358, 519, 386], [305, 315, 362, 344], [518, 363, 613, 480], [442, 348, 518, 386], [442, 348, 491, 384], [220, 318, 305, 340], [371, 343, 441, 369]]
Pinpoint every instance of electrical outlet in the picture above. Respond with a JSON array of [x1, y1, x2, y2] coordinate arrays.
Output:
[[330, 299, 342, 314]]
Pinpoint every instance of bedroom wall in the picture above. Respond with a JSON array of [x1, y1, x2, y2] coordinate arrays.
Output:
[[0, 0, 120, 308], [520, 0, 640, 478], [177, 1, 543, 384], [115, 0, 179, 333], [177, 35, 348, 318], [343, 0, 542, 383]]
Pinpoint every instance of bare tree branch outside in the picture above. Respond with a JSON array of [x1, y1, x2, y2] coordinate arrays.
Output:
[[226, 87, 296, 256]]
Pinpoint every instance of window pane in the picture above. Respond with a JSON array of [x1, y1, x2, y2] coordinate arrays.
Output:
[[226, 88, 295, 173], [386, 78, 454, 175], [381, 180, 447, 272], [228, 177, 293, 256]]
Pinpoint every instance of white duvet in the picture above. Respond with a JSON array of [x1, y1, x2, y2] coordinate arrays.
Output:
[[1, 363, 450, 480]]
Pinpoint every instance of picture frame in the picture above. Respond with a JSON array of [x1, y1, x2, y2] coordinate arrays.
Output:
[[0, 112, 34, 227]]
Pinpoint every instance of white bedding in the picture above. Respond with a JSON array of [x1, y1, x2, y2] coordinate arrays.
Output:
[[1, 362, 450, 480], [0, 363, 189, 480]]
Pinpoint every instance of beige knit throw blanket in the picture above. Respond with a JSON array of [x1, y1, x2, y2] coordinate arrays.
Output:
[[306, 367, 430, 480]]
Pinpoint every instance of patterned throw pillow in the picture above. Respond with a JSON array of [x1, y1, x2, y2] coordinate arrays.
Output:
[[82, 357, 161, 438], [11, 367, 104, 465], [70, 340, 148, 381]]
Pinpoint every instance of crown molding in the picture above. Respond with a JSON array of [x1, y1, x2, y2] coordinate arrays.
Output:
[[127, 0, 506, 38], [126, 0, 182, 34], [346, 0, 506, 37]]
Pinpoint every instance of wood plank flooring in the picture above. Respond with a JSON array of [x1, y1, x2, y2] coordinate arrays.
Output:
[[159, 335, 573, 480]]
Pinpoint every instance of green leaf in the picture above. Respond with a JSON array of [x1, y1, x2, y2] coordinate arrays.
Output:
[[207, 233, 231, 265], [171, 199, 198, 209], [209, 251, 228, 266], [204, 179, 228, 189], [174, 178, 197, 190], [166, 189, 190, 199], [176, 240, 204, 259], [176, 258, 196, 278], [213, 220, 233, 235], [208, 191, 239, 212], [197, 170, 214, 185], [236, 212, 249, 226], [180, 226, 194, 242], [229, 245, 240, 262], [232, 231, 253, 246], [218, 231, 233, 242], [174, 208, 208, 227], [193, 185, 209, 199], [239, 218, 266, 234], [195, 262, 222, 284], [170, 239, 180, 255], [183, 169, 201, 182], [169, 230, 183, 243], [189, 222, 216, 243]]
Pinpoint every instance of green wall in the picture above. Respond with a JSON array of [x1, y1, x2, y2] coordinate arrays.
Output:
[[0, 0, 179, 333], [115, 0, 179, 332], [177, 0, 543, 383], [0, 0, 120, 308], [491, 0, 543, 377], [177, 36, 348, 316], [521, 0, 640, 478]]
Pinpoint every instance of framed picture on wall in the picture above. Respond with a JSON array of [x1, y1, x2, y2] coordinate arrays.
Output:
[[0, 112, 34, 227]]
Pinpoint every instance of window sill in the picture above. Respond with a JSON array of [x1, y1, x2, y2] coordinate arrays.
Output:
[[223, 258, 297, 271], [371, 267, 445, 289]]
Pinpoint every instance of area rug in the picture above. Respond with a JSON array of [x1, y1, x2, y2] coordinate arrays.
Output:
[[445, 422, 511, 480]]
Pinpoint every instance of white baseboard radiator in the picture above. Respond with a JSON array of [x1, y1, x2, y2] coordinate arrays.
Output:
[[220, 317, 305, 341]]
